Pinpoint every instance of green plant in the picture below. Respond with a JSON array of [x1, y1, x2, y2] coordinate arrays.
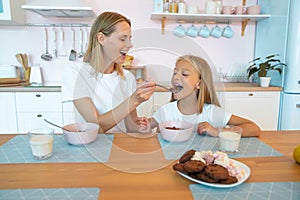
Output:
[[247, 54, 286, 78]]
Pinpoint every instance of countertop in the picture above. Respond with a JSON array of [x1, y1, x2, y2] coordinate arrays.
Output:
[[0, 131, 299, 200], [0, 82, 282, 92]]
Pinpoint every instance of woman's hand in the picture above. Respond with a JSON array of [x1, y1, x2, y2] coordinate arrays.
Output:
[[197, 121, 219, 137], [133, 81, 156, 105]]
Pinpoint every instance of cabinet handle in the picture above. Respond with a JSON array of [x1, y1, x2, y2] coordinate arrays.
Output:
[[248, 93, 254, 96], [37, 114, 42, 117], [296, 104, 300, 108], [36, 94, 41, 97]]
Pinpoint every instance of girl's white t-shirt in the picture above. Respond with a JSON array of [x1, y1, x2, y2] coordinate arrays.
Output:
[[153, 101, 232, 131], [62, 62, 137, 132]]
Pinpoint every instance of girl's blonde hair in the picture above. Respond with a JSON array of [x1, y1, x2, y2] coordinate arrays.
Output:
[[83, 12, 131, 77], [175, 55, 220, 113]]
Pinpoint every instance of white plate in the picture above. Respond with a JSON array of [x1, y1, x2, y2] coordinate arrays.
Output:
[[177, 159, 251, 188]]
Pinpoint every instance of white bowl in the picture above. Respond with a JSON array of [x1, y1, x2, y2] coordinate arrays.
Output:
[[63, 123, 99, 145], [159, 121, 193, 142]]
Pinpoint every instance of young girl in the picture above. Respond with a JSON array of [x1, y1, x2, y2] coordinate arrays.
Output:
[[140, 55, 260, 137], [62, 12, 156, 133]]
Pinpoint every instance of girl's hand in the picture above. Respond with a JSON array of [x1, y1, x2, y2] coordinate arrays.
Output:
[[197, 122, 218, 137], [137, 117, 151, 133]]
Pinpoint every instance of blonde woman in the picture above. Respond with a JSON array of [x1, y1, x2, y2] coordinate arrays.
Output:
[[62, 12, 156, 133], [140, 55, 260, 137]]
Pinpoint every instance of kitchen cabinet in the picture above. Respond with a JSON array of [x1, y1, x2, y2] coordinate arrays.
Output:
[[151, 13, 270, 36], [15, 92, 63, 133], [0, 0, 26, 25], [0, 92, 17, 133], [218, 91, 280, 130]]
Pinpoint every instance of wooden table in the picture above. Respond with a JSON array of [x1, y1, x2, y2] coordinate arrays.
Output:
[[0, 131, 299, 200]]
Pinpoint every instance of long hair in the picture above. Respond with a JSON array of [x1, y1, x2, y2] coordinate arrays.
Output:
[[83, 12, 131, 77], [174, 55, 220, 114]]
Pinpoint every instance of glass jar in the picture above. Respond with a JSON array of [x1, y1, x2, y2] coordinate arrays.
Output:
[[178, 0, 187, 14], [169, 0, 178, 13]]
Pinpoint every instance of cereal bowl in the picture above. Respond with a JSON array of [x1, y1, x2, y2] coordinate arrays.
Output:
[[63, 123, 99, 145], [159, 121, 194, 142]]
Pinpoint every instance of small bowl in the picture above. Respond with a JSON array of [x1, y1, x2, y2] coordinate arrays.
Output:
[[159, 121, 194, 142], [63, 123, 99, 145]]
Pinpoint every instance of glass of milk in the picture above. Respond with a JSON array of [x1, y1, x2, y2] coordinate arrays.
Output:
[[218, 126, 242, 153], [28, 128, 54, 160]]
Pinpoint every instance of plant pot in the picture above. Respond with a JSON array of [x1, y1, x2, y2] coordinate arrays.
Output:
[[260, 77, 271, 87]]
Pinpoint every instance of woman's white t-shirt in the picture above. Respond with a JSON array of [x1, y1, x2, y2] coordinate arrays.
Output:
[[153, 101, 232, 131], [62, 62, 137, 132]]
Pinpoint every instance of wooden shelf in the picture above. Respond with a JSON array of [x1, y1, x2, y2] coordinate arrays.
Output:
[[151, 13, 271, 36]]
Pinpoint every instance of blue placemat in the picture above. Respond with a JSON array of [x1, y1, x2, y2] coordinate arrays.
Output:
[[0, 188, 100, 200], [0, 134, 114, 163], [157, 133, 283, 160], [189, 182, 300, 200]]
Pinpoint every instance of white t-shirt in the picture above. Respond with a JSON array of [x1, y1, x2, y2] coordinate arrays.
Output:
[[153, 101, 232, 131], [62, 62, 137, 132]]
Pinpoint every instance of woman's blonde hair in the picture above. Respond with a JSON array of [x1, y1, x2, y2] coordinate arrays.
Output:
[[83, 12, 131, 77], [175, 55, 220, 114]]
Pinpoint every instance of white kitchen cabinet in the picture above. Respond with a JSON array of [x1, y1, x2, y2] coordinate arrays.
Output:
[[218, 91, 280, 130], [0, 92, 17, 133], [0, 0, 26, 25], [15, 92, 63, 133]]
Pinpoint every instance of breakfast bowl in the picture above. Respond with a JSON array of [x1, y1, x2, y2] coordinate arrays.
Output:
[[159, 121, 194, 142], [63, 123, 99, 145]]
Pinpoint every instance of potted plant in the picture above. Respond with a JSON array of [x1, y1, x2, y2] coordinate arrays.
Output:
[[247, 54, 286, 87]]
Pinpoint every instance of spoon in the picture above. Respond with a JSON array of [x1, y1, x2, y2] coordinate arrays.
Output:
[[44, 119, 72, 132], [41, 27, 53, 61], [156, 83, 183, 93], [77, 26, 84, 58]]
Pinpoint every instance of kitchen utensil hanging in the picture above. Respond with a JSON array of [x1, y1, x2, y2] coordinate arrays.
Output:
[[57, 26, 68, 57], [52, 27, 57, 58], [69, 27, 77, 61], [84, 26, 89, 52], [77, 26, 84, 58], [41, 27, 53, 61]]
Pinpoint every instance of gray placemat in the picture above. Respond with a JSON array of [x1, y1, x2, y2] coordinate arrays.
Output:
[[0, 134, 114, 163], [0, 188, 100, 200], [189, 182, 300, 200], [157, 133, 283, 160]]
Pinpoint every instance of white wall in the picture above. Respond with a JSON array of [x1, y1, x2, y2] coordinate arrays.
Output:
[[0, 0, 259, 84]]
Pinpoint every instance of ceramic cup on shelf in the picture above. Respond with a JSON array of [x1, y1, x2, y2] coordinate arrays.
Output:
[[174, 24, 186, 37], [235, 6, 247, 15], [198, 24, 210, 38], [186, 24, 198, 37], [222, 6, 236, 14], [210, 25, 223, 38], [222, 24, 234, 38], [247, 5, 260, 15]]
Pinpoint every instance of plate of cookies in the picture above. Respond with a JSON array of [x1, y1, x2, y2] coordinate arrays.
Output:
[[173, 150, 250, 188]]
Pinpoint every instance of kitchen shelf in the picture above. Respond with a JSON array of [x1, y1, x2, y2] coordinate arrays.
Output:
[[151, 13, 271, 36]]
